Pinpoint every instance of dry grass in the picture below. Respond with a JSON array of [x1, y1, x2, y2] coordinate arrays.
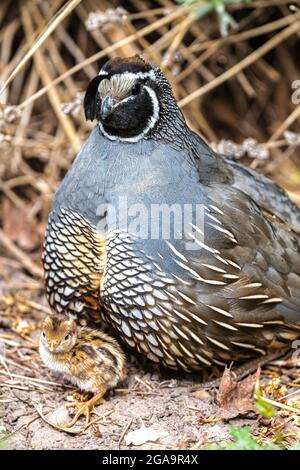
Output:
[[0, 1, 300, 248]]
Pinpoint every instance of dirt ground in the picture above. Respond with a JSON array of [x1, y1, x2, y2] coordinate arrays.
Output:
[[1, 365, 235, 450], [0, 259, 299, 451], [0, 263, 228, 451]]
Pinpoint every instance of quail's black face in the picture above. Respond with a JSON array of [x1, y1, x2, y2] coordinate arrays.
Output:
[[84, 56, 161, 142]]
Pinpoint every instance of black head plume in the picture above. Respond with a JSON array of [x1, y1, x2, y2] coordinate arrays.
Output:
[[83, 56, 181, 140], [84, 74, 109, 121], [101, 55, 152, 76]]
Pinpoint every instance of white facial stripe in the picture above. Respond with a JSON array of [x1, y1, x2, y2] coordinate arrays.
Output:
[[98, 70, 156, 81], [143, 85, 160, 133], [98, 84, 160, 143]]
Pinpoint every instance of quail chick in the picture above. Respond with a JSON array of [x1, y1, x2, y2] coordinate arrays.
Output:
[[40, 315, 126, 428]]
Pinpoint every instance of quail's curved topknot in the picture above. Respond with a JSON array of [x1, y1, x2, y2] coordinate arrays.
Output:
[[101, 55, 152, 76]]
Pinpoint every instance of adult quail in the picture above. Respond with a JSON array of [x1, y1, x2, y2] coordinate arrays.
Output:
[[43, 55, 300, 372]]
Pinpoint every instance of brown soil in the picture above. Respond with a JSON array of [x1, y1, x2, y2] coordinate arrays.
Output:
[[1, 261, 299, 450], [0, 260, 261, 450]]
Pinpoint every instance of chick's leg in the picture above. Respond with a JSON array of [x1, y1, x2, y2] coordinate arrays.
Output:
[[64, 385, 107, 428]]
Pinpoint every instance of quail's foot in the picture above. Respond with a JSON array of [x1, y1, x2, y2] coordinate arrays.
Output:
[[68, 391, 90, 403], [64, 391, 106, 428]]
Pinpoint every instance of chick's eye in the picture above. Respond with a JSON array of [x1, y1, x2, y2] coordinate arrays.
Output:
[[131, 83, 141, 95], [64, 333, 71, 341]]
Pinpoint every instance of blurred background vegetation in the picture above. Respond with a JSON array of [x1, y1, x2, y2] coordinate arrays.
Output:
[[0, 0, 300, 279]]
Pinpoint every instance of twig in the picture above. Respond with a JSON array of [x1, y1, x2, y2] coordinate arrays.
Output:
[[33, 403, 81, 435], [0, 370, 64, 388], [0, 229, 43, 278], [118, 417, 133, 448], [0, 381, 30, 391], [18, 4, 192, 110], [134, 375, 154, 391], [178, 17, 300, 107], [21, 5, 81, 152], [0, 0, 83, 95], [24, 300, 52, 315], [261, 396, 300, 414], [269, 105, 300, 142], [83, 409, 114, 431]]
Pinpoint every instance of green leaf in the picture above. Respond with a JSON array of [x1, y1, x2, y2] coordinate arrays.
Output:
[[289, 443, 300, 451], [227, 426, 275, 450], [0, 433, 8, 450], [254, 380, 276, 418], [202, 425, 300, 450], [203, 425, 277, 450], [175, 0, 253, 36]]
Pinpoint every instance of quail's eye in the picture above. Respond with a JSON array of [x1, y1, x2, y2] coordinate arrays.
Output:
[[64, 333, 71, 341], [42, 331, 46, 338], [131, 83, 141, 95]]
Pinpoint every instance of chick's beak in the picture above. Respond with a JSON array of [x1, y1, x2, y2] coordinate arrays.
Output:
[[49, 341, 57, 351], [100, 96, 118, 121]]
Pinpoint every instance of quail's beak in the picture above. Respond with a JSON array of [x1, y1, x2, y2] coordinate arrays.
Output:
[[100, 96, 118, 121], [49, 341, 57, 351]]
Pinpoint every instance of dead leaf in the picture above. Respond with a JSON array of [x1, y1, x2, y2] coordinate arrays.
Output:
[[2, 198, 42, 251], [124, 424, 163, 446], [48, 406, 71, 427], [216, 367, 257, 419]]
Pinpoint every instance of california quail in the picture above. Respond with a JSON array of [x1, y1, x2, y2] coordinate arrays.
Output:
[[43, 56, 300, 372]]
